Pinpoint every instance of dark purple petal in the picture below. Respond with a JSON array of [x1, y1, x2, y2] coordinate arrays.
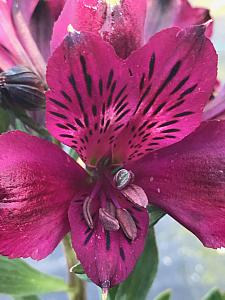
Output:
[[130, 120, 225, 248], [113, 25, 217, 163], [0, 131, 87, 259], [46, 30, 137, 166], [145, 0, 213, 40], [68, 193, 149, 288]]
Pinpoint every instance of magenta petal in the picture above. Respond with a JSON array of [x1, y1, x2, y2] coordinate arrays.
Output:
[[145, 0, 213, 40], [0, 131, 87, 259], [50, 0, 107, 53], [130, 120, 225, 248], [113, 25, 217, 163], [46, 31, 136, 166], [68, 196, 149, 287], [51, 0, 146, 58]]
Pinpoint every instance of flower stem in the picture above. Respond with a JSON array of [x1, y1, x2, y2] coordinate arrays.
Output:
[[63, 234, 86, 300]]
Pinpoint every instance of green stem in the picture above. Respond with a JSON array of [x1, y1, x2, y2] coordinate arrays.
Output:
[[63, 234, 86, 300]]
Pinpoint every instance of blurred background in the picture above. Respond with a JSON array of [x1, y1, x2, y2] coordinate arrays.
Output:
[[2, 1, 225, 300]]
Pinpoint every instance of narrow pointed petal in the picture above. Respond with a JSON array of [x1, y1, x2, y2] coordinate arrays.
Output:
[[50, 0, 107, 53], [0, 131, 87, 259], [145, 0, 213, 40], [0, 1, 34, 71], [130, 121, 225, 248], [51, 0, 146, 58], [113, 25, 217, 163], [46, 31, 137, 166], [68, 196, 149, 287]]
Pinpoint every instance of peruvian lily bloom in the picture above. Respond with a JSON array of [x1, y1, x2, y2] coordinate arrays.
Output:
[[1, 20, 225, 291]]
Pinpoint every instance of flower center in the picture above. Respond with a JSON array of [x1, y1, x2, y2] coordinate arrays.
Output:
[[83, 163, 148, 241]]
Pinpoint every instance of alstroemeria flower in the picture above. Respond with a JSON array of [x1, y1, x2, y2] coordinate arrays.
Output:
[[1, 22, 225, 290]]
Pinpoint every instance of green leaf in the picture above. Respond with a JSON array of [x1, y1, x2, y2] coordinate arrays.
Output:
[[202, 288, 225, 300], [70, 263, 91, 282], [154, 289, 172, 300], [109, 228, 158, 300], [14, 296, 40, 300], [0, 107, 10, 133], [148, 205, 166, 227], [0, 256, 69, 296]]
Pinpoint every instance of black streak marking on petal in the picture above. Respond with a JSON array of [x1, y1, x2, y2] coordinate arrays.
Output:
[[162, 128, 180, 133], [56, 123, 68, 129], [167, 100, 185, 112], [178, 84, 198, 100], [107, 69, 114, 90], [67, 123, 77, 131], [115, 109, 131, 122], [92, 105, 97, 117], [99, 79, 103, 96], [59, 134, 74, 138], [143, 61, 182, 115], [152, 101, 167, 116], [68, 74, 84, 112], [49, 98, 69, 110], [170, 76, 189, 95], [148, 52, 155, 81], [106, 231, 110, 251], [174, 111, 194, 117], [75, 118, 85, 128], [61, 90, 72, 103], [158, 120, 178, 127], [80, 55, 92, 97], [114, 85, 127, 104], [84, 230, 94, 245], [50, 111, 68, 120], [120, 247, 125, 261], [139, 73, 145, 91]]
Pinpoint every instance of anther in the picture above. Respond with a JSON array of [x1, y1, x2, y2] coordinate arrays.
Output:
[[83, 196, 94, 229], [113, 168, 134, 190], [116, 208, 137, 240], [99, 208, 120, 231]]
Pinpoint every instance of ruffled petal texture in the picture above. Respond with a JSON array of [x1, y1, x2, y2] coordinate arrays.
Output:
[[0, 131, 87, 259], [131, 121, 225, 248], [68, 194, 149, 288], [46, 30, 138, 166], [145, 0, 213, 40], [113, 25, 217, 163]]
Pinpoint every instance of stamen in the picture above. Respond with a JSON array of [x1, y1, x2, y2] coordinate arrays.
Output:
[[113, 168, 134, 190], [83, 182, 102, 228], [116, 208, 137, 240], [99, 208, 120, 231], [83, 196, 94, 229]]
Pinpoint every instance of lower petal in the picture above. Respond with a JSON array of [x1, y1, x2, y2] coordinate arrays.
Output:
[[68, 195, 149, 287], [0, 131, 87, 259], [130, 120, 225, 248]]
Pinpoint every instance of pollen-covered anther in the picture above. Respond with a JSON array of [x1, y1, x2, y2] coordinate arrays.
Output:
[[99, 208, 120, 231], [83, 196, 94, 229], [0, 75, 6, 87], [116, 208, 137, 240], [121, 184, 148, 208], [113, 168, 134, 190]]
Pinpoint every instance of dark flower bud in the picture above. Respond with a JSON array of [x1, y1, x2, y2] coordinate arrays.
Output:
[[0, 66, 46, 111]]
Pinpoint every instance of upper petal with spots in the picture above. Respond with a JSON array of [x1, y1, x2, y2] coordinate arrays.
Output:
[[113, 25, 217, 163], [46, 31, 138, 166]]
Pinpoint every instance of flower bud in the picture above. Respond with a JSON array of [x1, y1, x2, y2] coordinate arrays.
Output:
[[0, 66, 46, 111]]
